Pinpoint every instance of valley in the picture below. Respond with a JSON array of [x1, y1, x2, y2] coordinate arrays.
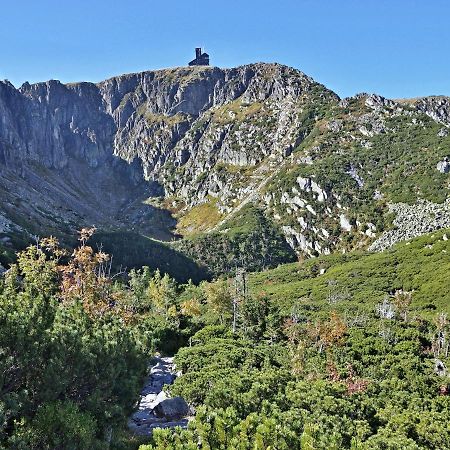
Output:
[[0, 61, 449, 450]]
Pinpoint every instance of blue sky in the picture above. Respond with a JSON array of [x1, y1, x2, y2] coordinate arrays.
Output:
[[1, 0, 449, 99]]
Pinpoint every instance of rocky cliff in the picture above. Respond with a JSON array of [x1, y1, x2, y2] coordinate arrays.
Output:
[[0, 64, 333, 234], [0, 63, 449, 273]]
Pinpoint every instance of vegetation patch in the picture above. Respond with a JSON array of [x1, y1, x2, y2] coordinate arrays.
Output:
[[211, 99, 264, 125], [176, 197, 224, 235], [174, 205, 297, 277]]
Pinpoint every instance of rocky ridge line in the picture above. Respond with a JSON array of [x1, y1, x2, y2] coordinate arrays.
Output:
[[1, 66, 449, 261]]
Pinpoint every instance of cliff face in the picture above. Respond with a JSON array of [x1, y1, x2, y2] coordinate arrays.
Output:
[[0, 63, 336, 241], [105, 64, 337, 210], [0, 63, 449, 266], [0, 77, 151, 241]]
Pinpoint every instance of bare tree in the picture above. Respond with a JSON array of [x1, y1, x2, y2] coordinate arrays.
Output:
[[327, 279, 351, 305], [432, 313, 449, 358], [392, 290, 412, 322], [376, 296, 395, 319], [232, 268, 248, 333]]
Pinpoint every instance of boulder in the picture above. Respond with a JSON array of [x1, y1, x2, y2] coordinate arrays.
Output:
[[154, 396, 189, 420], [438, 127, 449, 137], [437, 157, 450, 174]]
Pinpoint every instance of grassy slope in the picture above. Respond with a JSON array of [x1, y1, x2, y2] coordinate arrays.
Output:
[[248, 228, 450, 316]]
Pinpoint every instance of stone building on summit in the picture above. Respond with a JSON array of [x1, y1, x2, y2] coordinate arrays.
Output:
[[189, 48, 210, 66]]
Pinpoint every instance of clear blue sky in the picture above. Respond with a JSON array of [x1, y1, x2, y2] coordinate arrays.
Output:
[[1, 0, 449, 99]]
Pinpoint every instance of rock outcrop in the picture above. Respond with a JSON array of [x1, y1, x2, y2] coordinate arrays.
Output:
[[437, 157, 450, 174], [415, 96, 450, 127], [369, 200, 450, 251], [0, 63, 336, 242]]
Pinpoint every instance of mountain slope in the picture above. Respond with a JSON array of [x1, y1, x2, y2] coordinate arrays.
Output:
[[248, 227, 450, 315], [0, 64, 449, 275], [143, 229, 450, 449]]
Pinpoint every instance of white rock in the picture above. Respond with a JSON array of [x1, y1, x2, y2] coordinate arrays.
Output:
[[373, 190, 383, 200], [298, 216, 308, 230], [340, 214, 352, 232], [437, 158, 450, 174], [346, 165, 364, 188]]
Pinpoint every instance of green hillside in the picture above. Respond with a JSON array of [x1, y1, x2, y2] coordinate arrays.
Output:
[[143, 229, 450, 449], [248, 228, 450, 316], [1, 226, 449, 449]]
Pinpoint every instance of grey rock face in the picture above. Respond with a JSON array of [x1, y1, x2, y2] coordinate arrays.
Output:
[[101, 63, 330, 184], [0, 63, 337, 239], [1, 63, 449, 260], [415, 97, 450, 127], [0, 77, 156, 239], [437, 157, 450, 174], [365, 93, 397, 110]]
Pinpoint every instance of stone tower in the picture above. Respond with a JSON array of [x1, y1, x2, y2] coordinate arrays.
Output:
[[189, 48, 210, 66]]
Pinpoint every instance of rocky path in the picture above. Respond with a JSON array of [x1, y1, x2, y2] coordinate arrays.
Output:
[[128, 357, 190, 436]]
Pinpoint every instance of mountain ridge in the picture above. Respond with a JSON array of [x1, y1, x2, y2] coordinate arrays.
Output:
[[0, 62, 449, 276]]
